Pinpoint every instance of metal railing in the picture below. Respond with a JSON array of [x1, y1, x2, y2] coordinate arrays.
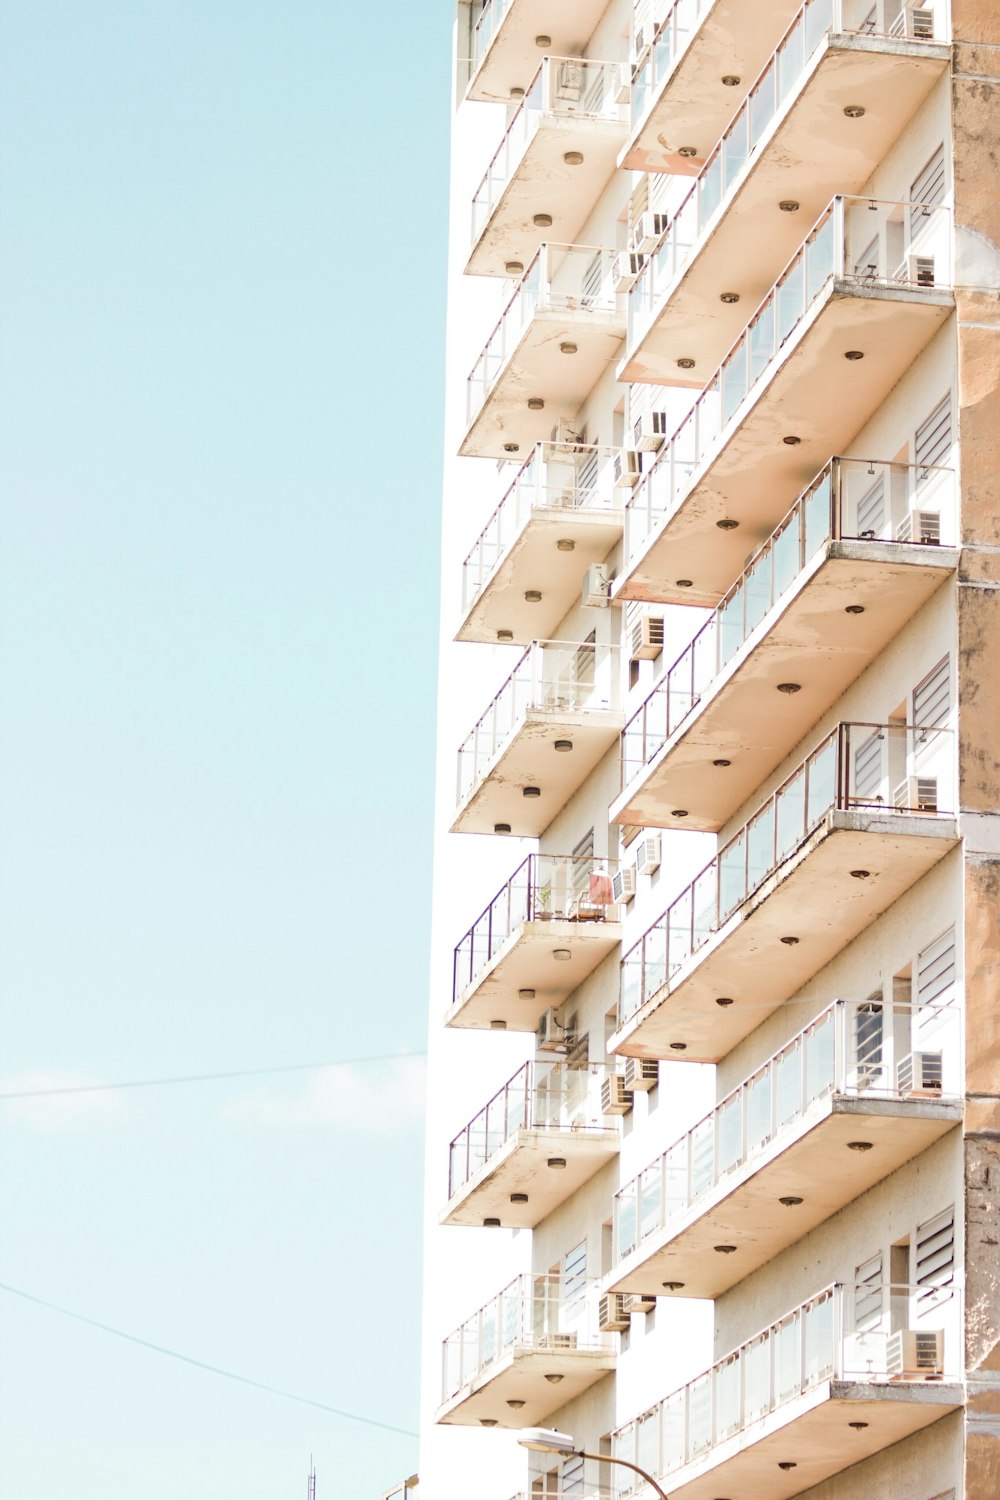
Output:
[[442, 1273, 613, 1401], [473, 58, 625, 244], [620, 721, 955, 1023], [472, 0, 512, 74], [453, 852, 619, 1002], [463, 443, 623, 614], [628, 0, 944, 342], [611, 1282, 958, 1490], [467, 244, 619, 426], [622, 458, 957, 785], [629, 0, 714, 129], [625, 195, 953, 558], [449, 1060, 616, 1198], [615, 999, 960, 1258], [457, 639, 618, 806]]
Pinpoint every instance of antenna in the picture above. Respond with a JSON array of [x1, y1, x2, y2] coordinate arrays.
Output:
[[306, 1456, 316, 1500]]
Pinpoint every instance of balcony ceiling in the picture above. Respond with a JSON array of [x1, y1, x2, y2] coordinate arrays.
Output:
[[442, 1124, 620, 1228], [621, 38, 950, 381], [612, 811, 959, 1062], [467, 0, 613, 104], [447, 915, 622, 1031], [436, 1346, 615, 1427], [612, 543, 958, 832], [609, 1095, 961, 1299]]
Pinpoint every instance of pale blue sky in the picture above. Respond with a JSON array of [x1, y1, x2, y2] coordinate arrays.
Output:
[[0, 3, 449, 1495]]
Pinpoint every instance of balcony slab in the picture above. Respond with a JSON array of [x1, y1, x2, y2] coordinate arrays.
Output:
[[612, 542, 957, 833], [458, 505, 625, 645], [468, 1, 613, 105], [617, 280, 953, 605], [610, 1094, 962, 1298], [443, 1124, 620, 1228], [436, 1344, 615, 1427], [622, 36, 949, 381], [447, 915, 622, 1032], [612, 809, 959, 1061], [453, 708, 624, 836]]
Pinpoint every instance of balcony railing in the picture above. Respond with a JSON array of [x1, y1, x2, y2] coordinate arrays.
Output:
[[624, 195, 952, 557], [615, 998, 960, 1259], [449, 1059, 614, 1198], [620, 721, 954, 1023], [611, 1282, 958, 1490], [463, 443, 623, 614], [442, 1272, 613, 1401], [467, 244, 618, 426], [627, 0, 945, 345], [622, 458, 956, 784], [472, 58, 625, 245], [457, 639, 618, 805], [472, 0, 512, 73], [629, 0, 714, 129], [453, 852, 619, 1002]]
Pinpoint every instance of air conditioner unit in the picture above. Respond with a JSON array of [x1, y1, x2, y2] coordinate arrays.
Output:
[[625, 1290, 658, 1313], [631, 615, 665, 660], [891, 6, 935, 39], [599, 1292, 632, 1332], [582, 563, 611, 607], [537, 1007, 572, 1054], [614, 449, 641, 488], [536, 1331, 579, 1350], [636, 835, 662, 876], [613, 250, 646, 291], [630, 212, 669, 254], [894, 775, 939, 812], [632, 410, 669, 451], [896, 508, 941, 544], [612, 866, 637, 904], [602, 1074, 634, 1115], [897, 253, 936, 286], [898, 1050, 944, 1096], [555, 61, 584, 101], [888, 1328, 945, 1379], [624, 1057, 659, 1092]]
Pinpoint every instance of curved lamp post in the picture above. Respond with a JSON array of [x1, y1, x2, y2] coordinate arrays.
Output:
[[518, 1429, 670, 1500]]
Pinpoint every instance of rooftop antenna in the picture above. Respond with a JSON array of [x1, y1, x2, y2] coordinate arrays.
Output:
[[306, 1456, 317, 1500]]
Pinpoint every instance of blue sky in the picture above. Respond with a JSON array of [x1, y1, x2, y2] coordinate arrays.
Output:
[[0, 3, 450, 1494]]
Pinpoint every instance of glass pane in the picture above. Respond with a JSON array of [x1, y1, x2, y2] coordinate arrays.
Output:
[[775, 767, 805, 863], [807, 735, 837, 825], [717, 1093, 743, 1176], [803, 1294, 835, 1385], [775, 1043, 803, 1128], [746, 803, 775, 892], [746, 1069, 772, 1154], [805, 1011, 836, 1101]]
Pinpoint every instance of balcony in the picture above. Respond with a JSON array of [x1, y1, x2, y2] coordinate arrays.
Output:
[[469, 59, 628, 277], [618, 196, 953, 603], [623, 0, 806, 174], [448, 853, 622, 1031], [613, 459, 958, 833], [615, 723, 959, 1061], [444, 1059, 620, 1228], [458, 443, 625, 646], [461, 245, 626, 460], [466, 0, 614, 105], [611, 999, 962, 1299], [622, 0, 949, 380], [438, 1273, 616, 1426], [611, 1283, 962, 1500], [453, 639, 622, 836]]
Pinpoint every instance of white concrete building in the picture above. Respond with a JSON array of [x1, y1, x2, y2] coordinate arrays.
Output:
[[417, 4, 1000, 1499]]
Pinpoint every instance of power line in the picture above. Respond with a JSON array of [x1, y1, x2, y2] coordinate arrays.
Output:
[[0, 1050, 427, 1102], [0, 1280, 419, 1438]]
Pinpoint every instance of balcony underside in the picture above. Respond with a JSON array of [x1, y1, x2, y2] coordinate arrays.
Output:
[[662, 1382, 962, 1500], [609, 1095, 962, 1299], [457, 507, 624, 645], [467, 1, 613, 105], [611, 543, 957, 833], [621, 0, 804, 173], [468, 118, 626, 278], [612, 811, 959, 1062], [461, 310, 626, 460], [436, 1345, 615, 1427], [452, 709, 624, 835], [621, 37, 949, 381], [447, 916, 622, 1032], [443, 1125, 620, 1228], [617, 283, 953, 607]]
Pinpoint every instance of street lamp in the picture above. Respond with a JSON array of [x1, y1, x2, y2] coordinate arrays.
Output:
[[518, 1429, 670, 1500]]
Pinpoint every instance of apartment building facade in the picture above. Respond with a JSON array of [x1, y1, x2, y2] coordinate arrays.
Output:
[[418, 4, 1000, 1500]]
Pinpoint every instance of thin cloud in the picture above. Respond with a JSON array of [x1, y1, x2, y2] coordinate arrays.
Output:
[[223, 1055, 427, 1133], [0, 1070, 127, 1131]]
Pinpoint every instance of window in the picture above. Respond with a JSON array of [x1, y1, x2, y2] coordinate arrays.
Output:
[[910, 144, 946, 234], [913, 656, 950, 732], [853, 728, 884, 803], [562, 1241, 587, 1301], [854, 1253, 884, 1331], [855, 1001, 884, 1077], [917, 926, 956, 1010], [915, 396, 952, 482], [916, 1205, 955, 1299], [856, 474, 885, 537]]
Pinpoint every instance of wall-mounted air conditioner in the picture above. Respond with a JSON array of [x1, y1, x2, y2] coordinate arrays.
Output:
[[891, 6, 935, 40], [632, 411, 669, 451], [887, 1327, 945, 1379], [612, 866, 637, 904], [896, 508, 941, 544], [614, 449, 641, 488], [624, 1057, 659, 1092], [613, 251, 646, 291], [536, 1331, 579, 1350], [599, 1293, 632, 1332], [896, 253, 936, 286], [625, 1290, 657, 1312], [537, 1007, 572, 1054], [602, 1073, 634, 1115], [636, 835, 662, 876], [630, 212, 668, 254], [555, 61, 584, 102], [898, 1050, 944, 1096], [631, 615, 665, 660], [582, 563, 611, 607], [894, 776, 939, 812]]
